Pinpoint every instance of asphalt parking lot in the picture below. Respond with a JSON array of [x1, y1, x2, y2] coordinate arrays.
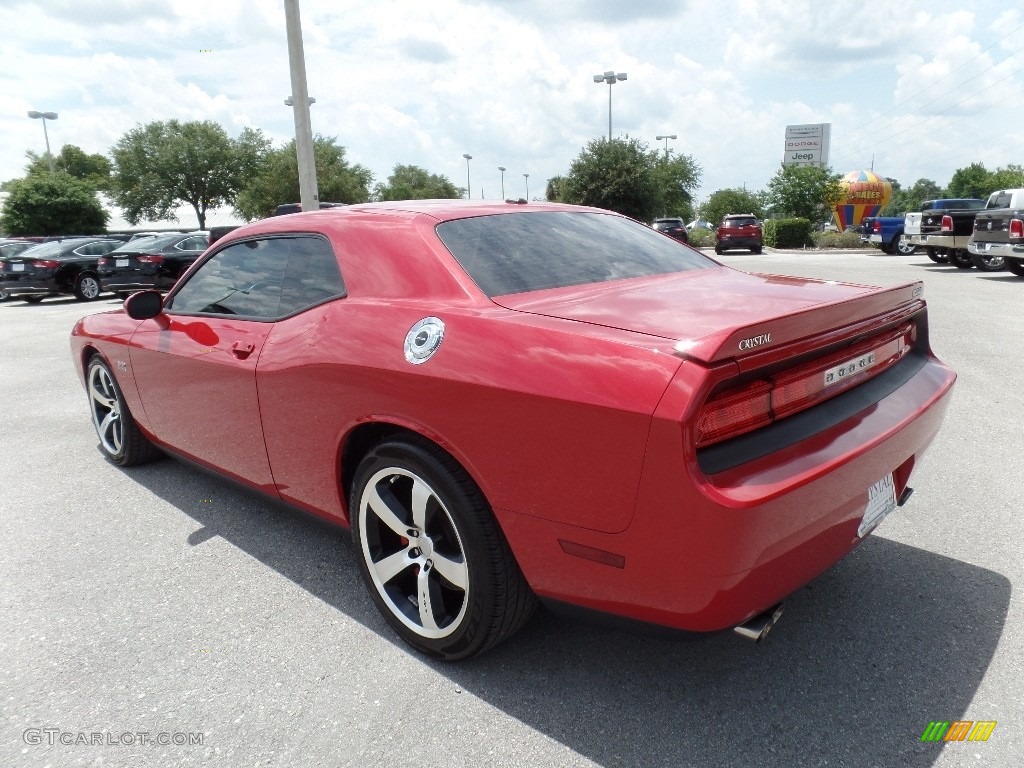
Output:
[[2, 248, 1022, 767]]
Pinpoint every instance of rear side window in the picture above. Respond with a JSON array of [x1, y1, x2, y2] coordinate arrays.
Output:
[[436, 211, 710, 297], [168, 235, 344, 319]]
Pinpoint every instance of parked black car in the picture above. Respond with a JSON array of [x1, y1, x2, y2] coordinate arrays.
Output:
[[652, 217, 689, 243], [0, 240, 36, 301], [98, 232, 209, 296], [0, 236, 129, 302]]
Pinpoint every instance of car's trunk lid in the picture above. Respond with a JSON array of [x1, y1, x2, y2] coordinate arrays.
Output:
[[494, 267, 924, 365]]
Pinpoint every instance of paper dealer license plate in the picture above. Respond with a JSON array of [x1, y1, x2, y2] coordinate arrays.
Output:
[[115, 259, 129, 267], [858, 474, 897, 538]]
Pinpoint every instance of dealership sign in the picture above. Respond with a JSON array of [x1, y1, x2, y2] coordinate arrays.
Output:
[[783, 123, 831, 167]]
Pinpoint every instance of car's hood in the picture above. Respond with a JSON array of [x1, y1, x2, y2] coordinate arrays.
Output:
[[494, 266, 924, 364]]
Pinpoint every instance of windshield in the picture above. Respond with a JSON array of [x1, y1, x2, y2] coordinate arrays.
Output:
[[436, 211, 712, 297]]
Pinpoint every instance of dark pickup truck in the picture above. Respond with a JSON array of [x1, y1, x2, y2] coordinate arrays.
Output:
[[967, 189, 1024, 276], [908, 199, 986, 268]]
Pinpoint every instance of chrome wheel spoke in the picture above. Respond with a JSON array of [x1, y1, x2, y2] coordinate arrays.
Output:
[[366, 484, 409, 537], [372, 549, 411, 585], [417, 566, 440, 632], [90, 385, 116, 411], [410, 478, 432, 530], [431, 552, 468, 590]]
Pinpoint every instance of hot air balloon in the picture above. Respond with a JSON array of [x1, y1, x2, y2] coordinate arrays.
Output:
[[833, 170, 892, 231]]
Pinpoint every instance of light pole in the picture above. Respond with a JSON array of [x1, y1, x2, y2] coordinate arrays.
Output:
[[27, 111, 58, 172], [498, 166, 506, 199], [655, 134, 676, 158], [284, 0, 319, 211], [523, 173, 529, 200], [462, 154, 473, 199], [592, 70, 626, 140]]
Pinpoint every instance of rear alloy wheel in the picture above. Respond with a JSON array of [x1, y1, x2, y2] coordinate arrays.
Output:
[[925, 248, 946, 264], [971, 252, 1005, 272], [351, 438, 536, 660], [1006, 258, 1024, 277], [86, 357, 162, 466], [951, 250, 974, 270], [895, 233, 917, 255], [74, 272, 102, 301]]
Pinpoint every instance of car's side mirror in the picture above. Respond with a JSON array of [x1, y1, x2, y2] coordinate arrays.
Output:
[[124, 290, 164, 320]]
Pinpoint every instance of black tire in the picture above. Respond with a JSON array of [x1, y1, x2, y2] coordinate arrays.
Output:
[[751, 245, 762, 254], [1006, 258, 1024, 277], [714, 245, 724, 255], [86, 356, 162, 466], [951, 250, 974, 269], [894, 232, 917, 255], [879, 242, 894, 254], [350, 437, 536, 660], [115, 292, 132, 300], [22, 295, 45, 304], [74, 272, 102, 301], [925, 247, 945, 264], [970, 252, 1005, 272]]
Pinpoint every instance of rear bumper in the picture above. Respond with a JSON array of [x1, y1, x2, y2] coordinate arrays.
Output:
[[968, 241, 1024, 257], [908, 234, 969, 249], [501, 355, 956, 633], [718, 237, 761, 249]]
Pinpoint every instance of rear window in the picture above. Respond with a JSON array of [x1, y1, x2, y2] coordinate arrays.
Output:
[[435, 211, 711, 297], [111, 234, 183, 252], [987, 192, 1013, 209], [723, 217, 757, 228]]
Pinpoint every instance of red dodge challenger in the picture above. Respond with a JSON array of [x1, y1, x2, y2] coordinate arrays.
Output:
[[70, 201, 956, 660]]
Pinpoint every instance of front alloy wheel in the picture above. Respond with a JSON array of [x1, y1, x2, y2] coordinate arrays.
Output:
[[86, 357, 161, 466], [351, 439, 536, 660]]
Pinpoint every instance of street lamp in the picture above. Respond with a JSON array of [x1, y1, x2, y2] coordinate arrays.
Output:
[[523, 173, 529, 200], [592, 70, 626, 141], [284, 0, 319, 211], [27, 110, 58, 172], [655, 134, 677, 158], [498, 166, 506, 199], [463, 153, 473, 199]]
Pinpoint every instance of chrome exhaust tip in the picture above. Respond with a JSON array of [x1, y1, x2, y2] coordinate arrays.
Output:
[[733, 603, 784, 642]]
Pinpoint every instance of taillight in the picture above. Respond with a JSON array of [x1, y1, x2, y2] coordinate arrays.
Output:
[[97, 257, 109, 265], [695, 324, 914, 449], [872, 221, 881, 233], [940, 215, 953, 232], [1010, 219, 1024, 239], [136, 254, 164, 264], [33, 259, 61, 268]]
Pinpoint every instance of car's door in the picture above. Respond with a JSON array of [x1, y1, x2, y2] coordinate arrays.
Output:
[[128, 236, 295, 491]]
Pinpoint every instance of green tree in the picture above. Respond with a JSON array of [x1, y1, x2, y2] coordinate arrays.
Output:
[[989, 164, 1024, 192], [701, 188, 765, 227], [946, 162, 993, 200], [22, 144, 112, 191], [881, 177, 945, 215], [560, 137, 669, 222], [545, 175, 565, 202], [0, 174, 108, 236], [374, 164, 460, 201], [652, 152, 702, 222], [110, 120, 269, 229], [765, 165, 842, 224], [235, 135, 373, 221]]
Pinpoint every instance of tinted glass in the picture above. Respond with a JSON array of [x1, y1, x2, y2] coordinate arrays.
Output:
[[277, 237, 346, 315], [74, 241, 119, 256], [18, 241, 78, 258], [987, 193, 1011, 209], [169, 236, 344, 318], [724, 217, 757, 227], [436, 211, 710, 297], [0, 242, 33, 257], [177, 236, 209, 252], [111, 234, 181, 252]]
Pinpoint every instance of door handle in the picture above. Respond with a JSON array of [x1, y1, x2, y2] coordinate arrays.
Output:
[[231, 341, 255, 359]]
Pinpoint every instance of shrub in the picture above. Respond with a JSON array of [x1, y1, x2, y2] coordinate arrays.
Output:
[[686, 228, 715, 247], [811, 230, 864, 249], [764, 218, 812, 248]]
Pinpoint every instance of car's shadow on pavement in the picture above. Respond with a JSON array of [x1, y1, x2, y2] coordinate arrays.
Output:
[[125, 454, 1009, 767]]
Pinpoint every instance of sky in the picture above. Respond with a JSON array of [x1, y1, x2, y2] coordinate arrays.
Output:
[[1, 0, 1022, 228]]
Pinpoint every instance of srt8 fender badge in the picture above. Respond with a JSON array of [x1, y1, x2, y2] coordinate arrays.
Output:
[[738, 332, 771, 351], [404, 317, 445, 364]]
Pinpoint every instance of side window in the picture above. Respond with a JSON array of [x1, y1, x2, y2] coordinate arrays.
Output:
[[75, 241, 118, 256], [177, 236, 208, 252], [277, 237, 346, 316], [168, 235, 344, 319], [168, 239, 290, 318]]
